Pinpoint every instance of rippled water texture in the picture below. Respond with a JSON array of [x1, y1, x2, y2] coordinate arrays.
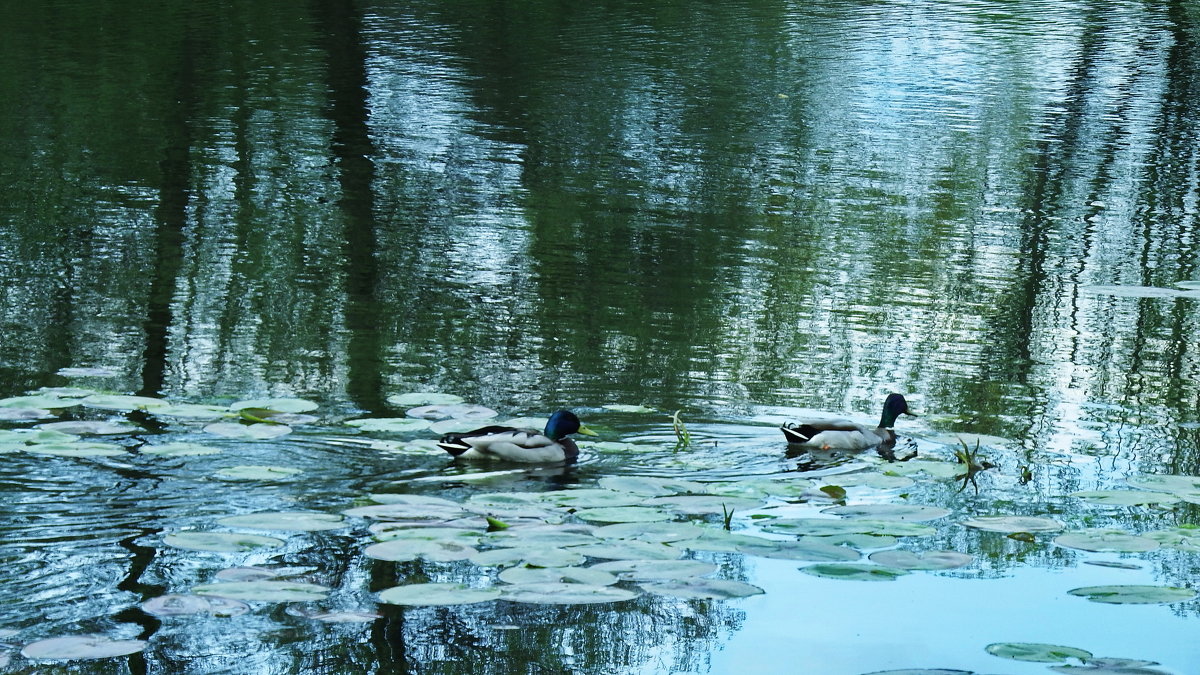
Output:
[[2, 0, 1200, 673]]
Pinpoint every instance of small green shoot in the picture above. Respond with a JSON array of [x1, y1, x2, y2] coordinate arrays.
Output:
[[721, 503, 733, 531], [485, 516, 510, 531], [954, 437, 996, 494], [672, 410, 692, 448]]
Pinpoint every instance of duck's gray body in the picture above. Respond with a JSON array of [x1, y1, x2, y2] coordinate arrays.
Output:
[[437, 410, 591, 463], [781, 394, 915, 451]]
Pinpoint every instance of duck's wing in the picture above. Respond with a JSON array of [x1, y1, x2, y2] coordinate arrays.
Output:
[[437, 425, 524, 457], [438, 427, 573, 463]]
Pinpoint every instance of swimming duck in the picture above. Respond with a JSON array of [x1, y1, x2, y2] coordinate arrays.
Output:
[[780, 394, 916, 451], [437, 410, 597, 463]]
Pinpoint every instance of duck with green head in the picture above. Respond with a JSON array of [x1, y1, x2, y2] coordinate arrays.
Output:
[[780, 393, 917, 451], [437, 410, 597, 463]]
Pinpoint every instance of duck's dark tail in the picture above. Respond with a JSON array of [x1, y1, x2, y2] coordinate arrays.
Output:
[[780, 424, 819, 444], [437, 436, 471, 457]]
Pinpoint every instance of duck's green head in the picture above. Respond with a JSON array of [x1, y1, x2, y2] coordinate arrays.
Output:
[[544, 410, 598, 440], [881, 394, 917, 428]]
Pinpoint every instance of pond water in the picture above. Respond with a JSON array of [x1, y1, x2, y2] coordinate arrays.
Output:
[[2, 0, 1200, 673]]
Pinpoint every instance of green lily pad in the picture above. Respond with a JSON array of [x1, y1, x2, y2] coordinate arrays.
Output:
[[573, 507, 672, 523], [406, 404, 497, 420], [571, 540, 681, 561], [387, 392, 465, 407], [1126, 474, 1200, 494], [1143, 526, 1200, 552], [214, 566, 314, 581], [469, 546, 586, 568], [364, 539, 477, 562], [799, 563, 909, 581], [139, 442, 222, 457], [645, 495, 762, 515], [762, 518, 935, 537], [35, 420, 140, 435], [429, 418, 485, 434], [590, 559, 717, 581], [216, 511, 346, 532], [146, 403, 232, 419], [736, 538, 861, 561], [0, 429, 79, 445], [823, 504, 951, 521], [141, 594, 250, 617], [1048, 658, 1170, 674], [602, 404, 657, 413], [203, 422, 292, 440], [541, 489, 645, 508], [639, 578, 765, 600], [21, 635, 147, 660], [193, 581, 330, 602], [164, 532, 286, 552], [346, 503, 469, 522], [822, 472, 915, 490], [368, 493, 463, 507], [684, 530, 783, 553], [497, 566, 618, 586], [1080, 285, 1188, 298], [592, 522, 706, 543], [806, 533, 898, 549], [499, 582, 638, 604], [214, 465, 302, 480], [597, 476, 707, 496], [482, 529, 598, 548], [880, 460, 962, 479], [229, 398, 318, 413], [378, 582, 499, 606], [1070, 490, 1181, 506], [368, 526, 482, 544], [81, 394, 169, 411], [868, 550, 973, 570], [1067, 585, 1197, 604], [985, 642, 1092, 662], [345, 417, 432, 433], [1054, 529, 1159, 553], [578, 441, 650, 453], [0, 394, 83, 409], [0, 406, 54, 420], [24, 442, 127, 457], [961, 516, 1064, 533]]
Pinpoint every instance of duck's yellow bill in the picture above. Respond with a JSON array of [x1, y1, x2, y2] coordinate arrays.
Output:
[[577, 425, 599, 436]]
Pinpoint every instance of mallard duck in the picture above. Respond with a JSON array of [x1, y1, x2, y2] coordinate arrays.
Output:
[[437, 410, 597, 463], [780, 393, 916, 450]]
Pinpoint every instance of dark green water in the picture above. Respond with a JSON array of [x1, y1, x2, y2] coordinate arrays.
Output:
[[3, 0, 1200, 673]]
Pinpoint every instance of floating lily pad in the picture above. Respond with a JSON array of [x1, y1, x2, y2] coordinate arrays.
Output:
[[216, 511, 346, 532], [684, 530, 783, 553], [1083, 560, 1142, 570], [806, 533, 898, 549], [597, 476, 706, 496], [868, 550, 973, 570], [203, 422, 292, 440], [578, 441, 649, 453], [1143, 526, 1200, 552], [368, 493, 464, 507], [857, 670, 975, 675], [387, 392, 465, 407], [542, 489, 645, 509], [406, 404, 497, 421], [880, 460, 962, 479], [35, 420, 140, 436], [147, 403, 231, 419], [346, 503, 469, 522], [497, 566, 618, 586], [0, 394, 83, 409], [602, 404, 656, 413], [287, 607, 382, 623], [140, 442, 222, 457], [645, 495, 762, 515], [1080, 285, 1189, 298], [0, 429, 79, 445], [590, 559, 717, 581], [639, 578, 765, 600], [379, 582, 499, 606], [573, 507, 672, 523], [213, 566, 314, 581], [429, 419, 484, 435], [21, 635, 147, 660], [571, 540, 681, 561], [24, 442, 127, 457], [592, 522, 706, 543], [820, 472, 915, 490], [1126, 474, 1200, 494], [483, 529, 598, 548], [1068, 585, 1197, 604], [214, 465, 302, 480], [823, 504, 951, 521], [500, 582, 638, 604], [961, 516, 1065, 533], [365, 538, 477, 562], [81, 395, 169, 411], [1048, 658, 1170, 674], [469, 546, 586, 568], [1070, 490, 1181, 506], [164, 532, 285, 552], [800, 563, 909, 581], [345, 417, 432, 433], [762, 518, 935, 537], [57, 367, 118, 377], [1054, 529, 1159, 553], [141, 594, 250, 617], [0, 406, 54, 420], [193, 581, 330, 602], [735, 538, 861, 561], [985, 642, 1092, 662], [229, 398, 318, 413]]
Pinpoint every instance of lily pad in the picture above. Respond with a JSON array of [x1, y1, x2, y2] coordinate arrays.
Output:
[[592, 522, 706, 543], [1070, 490, 1181, 506], [469, 546, 586, 568], [429, 419, 485, 434], [1048, 659, 1170, 674], [216, 511, 346, 532], [214, 465, 302, 480], [482, 529, 598, 548], [961, 516, 1065, 533], [639, 578, 765, 600], [214, 566, 314, 581], [0, 394, 83, 409], [823, 504, 951, 521], [364, 539, 477, 562], [80, 394, 170, 411], [499, 582, 638, 604], [1080, 285, 1188, 298], [0, 429, 79, 445], [573, 507, 672, 523], [0, 406, 54, 420], [24, 442, 127, 457], [1143, 526, 1200, 552], [368, 493, 464, 507], [286, 608, 382, 623], [1067, 585, 1197, 604], [387, 392, 465, 407], [378, 583, 500, 606], [35, 420, 140, 436], [406, 404, 497, 420], [346, 503, 469, 522], [822, 472, 915, 490], [140, 442, 222, 457], [497, 566, 618, 586], [57, 367, 118, 377], [985, 642, 1092, 662], [21, 635, 147, 660], [602, 404, 656, 413], [1126, 474, 1200, 494], [735, 538, 861, 561], [880, 460, 962, 479], [799, 563, 909, 581], [164, 532, 286, 552], [345, 417, 432, 433], [193, 581, 330, 602], [542, 489, 645, 509], [645, 495, 762, 515], [762, 518, 935, 537], [597, 476, 706, 496], [146, 403, 232, 419], [867, 550, 973, 570], [590, 559, 718, 581], [141, 594, 250, 617], [684, 530, 784, 553], [203, 422, 292, 440], [1053, 529, 1159, 553], [806, 533, 898, 549], [229, 398, 318, 413], [571, 540, 681, 561]]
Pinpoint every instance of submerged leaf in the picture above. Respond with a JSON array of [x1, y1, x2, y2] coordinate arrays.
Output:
[[1053, 529, 1159, 553]]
